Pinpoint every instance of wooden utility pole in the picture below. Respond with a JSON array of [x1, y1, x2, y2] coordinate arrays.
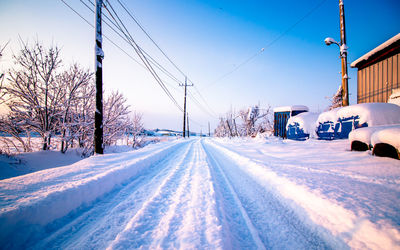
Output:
[[187, 112, 190, 138], [339, 0, 349, 106], [179, 77, 193, 138], [94, 0, 104, 154]]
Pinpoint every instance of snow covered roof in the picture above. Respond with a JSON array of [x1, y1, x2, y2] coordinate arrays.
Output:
[[273, 105, 309, 113], [351, 33, 400, 68], [337, 103, 400, 126]]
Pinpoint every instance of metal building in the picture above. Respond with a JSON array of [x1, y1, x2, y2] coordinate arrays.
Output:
[[351, 33, 400, 104], [273, 105, 309, 138]]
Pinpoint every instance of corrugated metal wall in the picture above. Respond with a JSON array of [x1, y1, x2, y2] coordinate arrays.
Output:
[[357, 53, 400, 103]]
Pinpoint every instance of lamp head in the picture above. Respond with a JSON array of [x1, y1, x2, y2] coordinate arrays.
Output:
[[324, 37, 337, 46]]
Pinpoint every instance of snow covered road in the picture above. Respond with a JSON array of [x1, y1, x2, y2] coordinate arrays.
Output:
[[1, 138, 400, 249]]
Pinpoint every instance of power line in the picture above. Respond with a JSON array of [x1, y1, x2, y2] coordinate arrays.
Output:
[[62, 0, 213, 125], [114, 0, 219, 119], [61, 0, 144, 67], [103, 0, 184, 112], [202, 0, 329, 91], [62, 0, 184, 112], [81, 0, 185, 86], [116, 0, 188, 79]]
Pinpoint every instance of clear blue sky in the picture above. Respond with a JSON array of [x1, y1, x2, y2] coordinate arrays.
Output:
[[1, 0, 399, 132]]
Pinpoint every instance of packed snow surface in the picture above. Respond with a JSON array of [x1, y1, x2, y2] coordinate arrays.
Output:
[[1, 138, 400, 249]]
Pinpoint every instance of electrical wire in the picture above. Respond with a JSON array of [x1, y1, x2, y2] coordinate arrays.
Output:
[[114, 0, 219, 118], [62, 0, 214, 125], [202, 0, 329, 91], [117, 0, 188, 79], [81, 0, 185, 86], [103, 0, 184, 112]]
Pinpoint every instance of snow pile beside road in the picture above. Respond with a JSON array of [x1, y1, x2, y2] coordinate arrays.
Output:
[[206, 139, 400, 249], [0, 140, 185, 245]]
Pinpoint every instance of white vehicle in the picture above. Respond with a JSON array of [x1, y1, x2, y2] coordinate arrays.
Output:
[[349, 124, 400, 159]]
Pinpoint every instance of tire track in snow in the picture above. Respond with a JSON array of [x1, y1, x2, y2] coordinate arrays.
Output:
[[168, 140, 223, 249], [34, 140, 194, 249], [203, 139, 337, 249], [106, 140, 197, 249], [202, 139, 266, 249], [205, 139, 400, 249]]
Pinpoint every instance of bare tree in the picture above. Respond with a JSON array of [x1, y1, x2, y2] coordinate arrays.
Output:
[[129, 111, 144, 148], [214, 118, 229, 137], [0, 40, 10, 104], [216, 105, 273, 138], [0, 115, 32, 153], [103, 91, 131, 146], [58, 64, 93, 153], [4, 39, 62, 150], [328, 85, 343, 110]]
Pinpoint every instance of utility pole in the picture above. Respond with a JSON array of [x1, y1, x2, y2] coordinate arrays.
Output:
[[208, 122, 211, 137], [94, 0, 104, 154], [339, 0, 349, 106], [179, 77, 193, 138], [187, 112, 190, 138]]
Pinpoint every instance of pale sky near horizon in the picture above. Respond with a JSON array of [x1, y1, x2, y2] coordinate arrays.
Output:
[[0, 0, 399, 132]]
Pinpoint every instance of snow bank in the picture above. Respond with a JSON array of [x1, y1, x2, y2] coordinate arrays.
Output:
[[337, 103, 400, 126], [0, 140, 187, 244], [206, 139, 400, 249], [286, 112, 319, 138], [349, 124, 400, 146], [371, 127, 400, 149]]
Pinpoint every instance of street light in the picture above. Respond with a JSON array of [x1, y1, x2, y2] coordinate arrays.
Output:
[[324, 37, 339, 46], [325, 0, 349, 107]]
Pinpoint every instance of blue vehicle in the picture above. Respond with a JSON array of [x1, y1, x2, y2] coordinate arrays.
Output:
[[287, 112, 319, 141], [317, 103, 400, 140], [316, 108, 340, 140]]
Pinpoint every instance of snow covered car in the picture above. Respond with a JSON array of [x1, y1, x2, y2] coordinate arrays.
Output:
[[316, 108, 340, 140], [349, 124, 399, 151], [349, 124, 400, 159], [286, 112, 319, 141], [371, 126, 400, 160], [336, 103, 400, 139], [317, 103, 400, 140]]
